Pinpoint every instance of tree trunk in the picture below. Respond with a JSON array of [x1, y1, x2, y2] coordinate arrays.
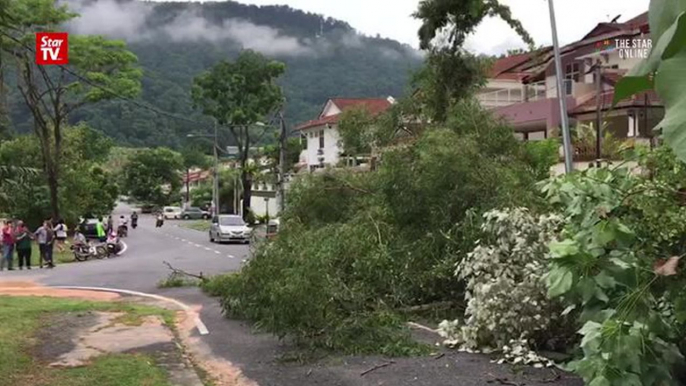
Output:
[[241, 169, 252, 222], [47, 166, 60, 220]]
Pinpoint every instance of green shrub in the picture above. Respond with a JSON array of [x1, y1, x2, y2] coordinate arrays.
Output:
[[541, 147, 686, 385], [200, 273, 239, 297], [217, 100, 549, 354]]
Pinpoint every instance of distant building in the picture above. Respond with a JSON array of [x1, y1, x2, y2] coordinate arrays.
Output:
[[295, 97, 396, 171], [477, 12, 662, 143]]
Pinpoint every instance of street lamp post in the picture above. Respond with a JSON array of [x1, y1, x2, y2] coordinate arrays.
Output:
[[548, 0, 574, 174]]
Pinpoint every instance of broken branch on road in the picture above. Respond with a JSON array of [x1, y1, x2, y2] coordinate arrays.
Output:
[[360, 361, 395, 376]]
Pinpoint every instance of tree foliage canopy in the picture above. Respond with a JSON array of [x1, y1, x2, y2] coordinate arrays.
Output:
[[414, 0, 534, 51], [121, 147, 183, 207]]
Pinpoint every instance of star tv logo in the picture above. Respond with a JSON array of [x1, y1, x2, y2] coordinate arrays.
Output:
[[35, 32, 69, 65]]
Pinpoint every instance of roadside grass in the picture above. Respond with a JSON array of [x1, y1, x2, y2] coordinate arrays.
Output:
[[157, 272, 201, 289], [0, 296, 175, 386], [181, 220, 211, 232], [23, 242, 74, 265]]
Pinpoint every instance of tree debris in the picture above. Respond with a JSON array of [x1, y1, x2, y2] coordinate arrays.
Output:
[[360, 361, 395, 376]]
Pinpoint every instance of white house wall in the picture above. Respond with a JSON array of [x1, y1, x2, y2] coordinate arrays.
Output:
[[303, 125, 342, 168]]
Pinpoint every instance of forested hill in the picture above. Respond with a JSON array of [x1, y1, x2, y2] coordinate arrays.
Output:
[[7, 0, 424, 148]]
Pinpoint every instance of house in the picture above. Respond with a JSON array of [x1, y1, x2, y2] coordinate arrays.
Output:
[[295, 97, 396, 171], [477, 12, 663, 143]]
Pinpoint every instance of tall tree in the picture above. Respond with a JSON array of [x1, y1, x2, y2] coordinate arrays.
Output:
[[122, 148, 184, 208], [192, 50, 285, 220], [2, 0, 141, 219], [414, 0, 534, 51]]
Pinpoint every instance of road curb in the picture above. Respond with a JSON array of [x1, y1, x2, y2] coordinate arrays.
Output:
[[50, 285, 209, 336]]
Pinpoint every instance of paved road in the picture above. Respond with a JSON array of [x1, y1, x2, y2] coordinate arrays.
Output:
[[3, 207, 248, 293], [0, 204, 582, 386]]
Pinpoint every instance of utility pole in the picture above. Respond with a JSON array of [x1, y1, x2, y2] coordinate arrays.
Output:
[[277, 110, 287, 213], [213, 120, 220, 217], [595, 61, 603, 166], [548, 0, 574, 173]]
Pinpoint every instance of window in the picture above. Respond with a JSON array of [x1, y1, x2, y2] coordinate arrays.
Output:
[[565, 63, 580, 82], [319, 130, 325, 148]]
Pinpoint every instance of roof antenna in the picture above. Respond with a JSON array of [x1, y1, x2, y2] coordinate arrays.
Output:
[[610, 14, 621, 23]]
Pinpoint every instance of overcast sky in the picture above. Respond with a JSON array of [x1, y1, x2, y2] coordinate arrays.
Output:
[[233, 0, 649, 55]]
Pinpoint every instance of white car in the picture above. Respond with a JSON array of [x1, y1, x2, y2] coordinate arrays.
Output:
[[209, 215, 252, 244], [163, 206, 183, 220]]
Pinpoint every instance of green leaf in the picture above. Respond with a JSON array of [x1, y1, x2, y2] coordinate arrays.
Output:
[[589, 377, 610, 386], [655, 50, 686, 163], [549, 239, 579, 258], [614, 11, 686, 103], [593, 221, 616, 247], [649, 0, 686, 46], [579, 321, 603, 348], [613, 76, 653, 105], [547, 267, 574, 298], [663, 12, 686, 59], [595, 271, 617, 289]]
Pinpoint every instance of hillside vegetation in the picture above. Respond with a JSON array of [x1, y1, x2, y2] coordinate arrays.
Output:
[[5, 0, 422, 147]]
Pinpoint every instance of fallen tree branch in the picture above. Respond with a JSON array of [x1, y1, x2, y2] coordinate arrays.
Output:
[[163, 261, 208, 283], [398, 301, 456, 313], [360, 361, 395, 376]]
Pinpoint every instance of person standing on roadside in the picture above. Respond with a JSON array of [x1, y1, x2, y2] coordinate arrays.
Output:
[[1, 220, 15, 271], [96, 217, 107, 243], [14, 221, 33, 270], [54, 219, 68, 253], [35, 219, 55, 269], [106, 215, 113, 234]]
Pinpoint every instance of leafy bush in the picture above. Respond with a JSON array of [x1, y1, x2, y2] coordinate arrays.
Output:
[[214, 100, 549, 354], [438, 208, 568, 364], [541, 147, 686, 385]]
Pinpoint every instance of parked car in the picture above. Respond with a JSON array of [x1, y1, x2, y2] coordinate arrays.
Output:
[[181, 207, 211, 220], [163, 206, 183, 220], [140, 204, 158, 214], [78, 219, 100, 239], [209, 215, 252, 244]]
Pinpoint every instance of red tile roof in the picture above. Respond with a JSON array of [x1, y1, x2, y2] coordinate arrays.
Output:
[[296, 98, 393, 131], [329, 98, 393, 115], [489, 53, 534, 78], [570, 89, 661, 115]]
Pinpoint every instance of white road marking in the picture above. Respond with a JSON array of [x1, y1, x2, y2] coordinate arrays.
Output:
[[214, 251, 221, 255], [204, 247, 212, 251], [117, 241, 128, 256], [193, 243, 202, 248], [51, 286, 210, 336], [227, 255, 235, 259]]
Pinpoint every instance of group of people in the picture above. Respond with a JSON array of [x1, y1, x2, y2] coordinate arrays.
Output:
[[1, 218, 69, 271]]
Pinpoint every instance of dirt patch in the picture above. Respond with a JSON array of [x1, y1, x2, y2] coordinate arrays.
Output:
[[0, 280, 40, 288], [48, 312, 174, 367], [0, 284, 120, 301], [34, 311, 102, 362]]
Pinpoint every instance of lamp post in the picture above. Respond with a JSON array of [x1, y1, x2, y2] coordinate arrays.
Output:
[[548, 0, 574, 173]]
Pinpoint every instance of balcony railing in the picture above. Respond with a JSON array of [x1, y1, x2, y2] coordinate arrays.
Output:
[[479, 79, 575, 109]]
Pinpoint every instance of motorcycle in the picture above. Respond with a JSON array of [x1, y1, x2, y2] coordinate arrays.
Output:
[[106, 232, 123, 256], [118, 223, 128, 238], [155, 215, 164, 228], [131, 216, 138, 229], [71, 243, 108, 261]]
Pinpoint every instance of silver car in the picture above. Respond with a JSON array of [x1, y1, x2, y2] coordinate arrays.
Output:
[[209, 215, 252, 244]]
